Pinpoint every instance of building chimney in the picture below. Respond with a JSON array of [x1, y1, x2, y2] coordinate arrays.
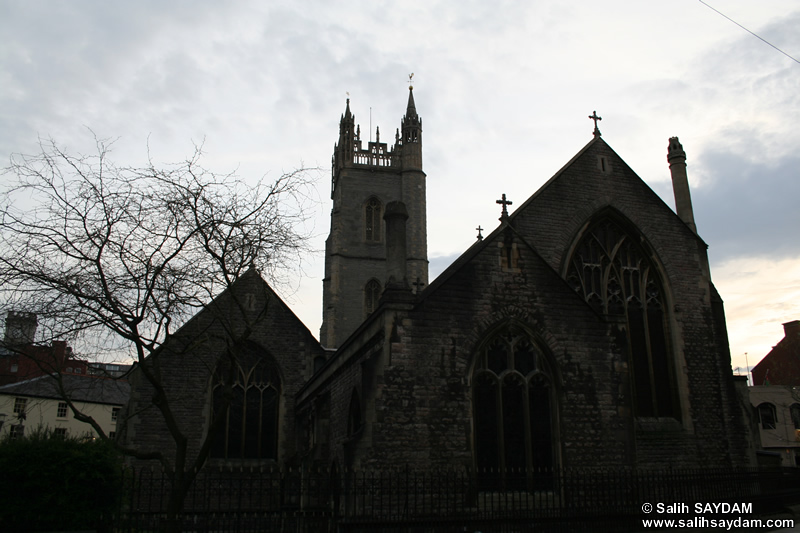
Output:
[[783, 320, 800, 339], [667, 137, 697, 234], [4, 311, 38, 346]]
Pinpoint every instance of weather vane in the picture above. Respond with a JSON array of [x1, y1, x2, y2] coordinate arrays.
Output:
[[408, 73, 414, 90]]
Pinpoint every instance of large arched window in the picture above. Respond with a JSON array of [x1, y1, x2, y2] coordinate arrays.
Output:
[[365, 197, 382, 242], [566, 217, 676, 419], [364, 279, 381, 317], [472, 323, 556, 491], [210, 343, 281, 460]]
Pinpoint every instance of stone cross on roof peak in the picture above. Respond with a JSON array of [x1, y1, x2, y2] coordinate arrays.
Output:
[[589, 111, 602, 137], [496, 194, 512, 221]]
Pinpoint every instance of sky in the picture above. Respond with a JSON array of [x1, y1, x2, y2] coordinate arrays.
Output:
[[1, 0, 799, 377]]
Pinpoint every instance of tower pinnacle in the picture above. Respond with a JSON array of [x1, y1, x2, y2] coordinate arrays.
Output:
[[405, 85, 418, 119]]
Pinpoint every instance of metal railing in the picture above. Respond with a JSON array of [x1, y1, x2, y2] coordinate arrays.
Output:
[[113, 465, 800, 532]]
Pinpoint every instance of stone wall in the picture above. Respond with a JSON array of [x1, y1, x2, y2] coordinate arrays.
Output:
[[122, 270, 324, 470]]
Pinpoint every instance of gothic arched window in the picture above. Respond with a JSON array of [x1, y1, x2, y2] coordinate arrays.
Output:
[[365, 197, 382, 242], [210, 343, 281, 460], [566, 217, 676, 419], [364, 279, 381, 317], [472, 323, 556, 491]]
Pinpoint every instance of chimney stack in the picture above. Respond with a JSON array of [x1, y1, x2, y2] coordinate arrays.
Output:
[[667, 137, 697, 234], [784, 320, 800, 339], [4, 311, 38, 346]]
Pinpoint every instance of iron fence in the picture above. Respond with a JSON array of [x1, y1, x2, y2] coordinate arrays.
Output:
[[113, 465, 800, 532]]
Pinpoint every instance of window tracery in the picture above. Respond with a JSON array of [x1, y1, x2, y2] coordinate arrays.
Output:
[[566, 217, 676, 418], [472, 324, 555, 491], [210, 343, 281, 460]]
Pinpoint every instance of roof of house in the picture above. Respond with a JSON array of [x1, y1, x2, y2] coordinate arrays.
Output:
[[0, 374, 130, 406]]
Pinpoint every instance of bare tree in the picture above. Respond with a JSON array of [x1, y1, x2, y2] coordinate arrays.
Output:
[[0, 136, 316, 531]]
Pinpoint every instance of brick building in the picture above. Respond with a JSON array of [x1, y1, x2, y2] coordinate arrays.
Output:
[[123, 89, 749, 476], [0, 312, 88, 386], [752, 320, 800, 386]]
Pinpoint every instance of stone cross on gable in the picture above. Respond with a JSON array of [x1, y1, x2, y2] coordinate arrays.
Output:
[[496, 194, 512, 220], [589, 110, 602, 137]]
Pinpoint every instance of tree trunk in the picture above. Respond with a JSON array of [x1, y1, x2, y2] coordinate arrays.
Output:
[[163, 472, 192, 533]]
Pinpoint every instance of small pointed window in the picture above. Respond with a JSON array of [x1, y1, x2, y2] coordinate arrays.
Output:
[[365, 198, 382, 242], [364, 279, 381, 317], [347, 389, 362, 438]]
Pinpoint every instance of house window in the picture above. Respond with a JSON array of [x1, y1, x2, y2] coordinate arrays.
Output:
[[472, 323, 556, 491], [566, 216, 676, 419], [57, 402, 68, 418], [364, 279, 382, 317], [211, 342, 281, 461], [758, 403, 777, 430], [54, 428, 67, 438], [365, 197, 382, 242], [111, 407, 120, 423], [10, 425, 24, 440], [791, 404, 800, 430], [13, 397, 27, 415]]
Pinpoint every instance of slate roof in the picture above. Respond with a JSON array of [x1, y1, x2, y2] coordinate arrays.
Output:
[[0, 374, 130, 406]]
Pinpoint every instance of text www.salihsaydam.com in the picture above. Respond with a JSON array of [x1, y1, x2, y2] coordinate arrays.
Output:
[[642, 517, 794, 529]]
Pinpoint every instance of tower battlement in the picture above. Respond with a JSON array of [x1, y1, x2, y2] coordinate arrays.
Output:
[[331, 89, 423, 199]]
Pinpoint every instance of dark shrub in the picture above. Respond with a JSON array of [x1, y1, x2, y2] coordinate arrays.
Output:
[[0, 428, 123, 532]]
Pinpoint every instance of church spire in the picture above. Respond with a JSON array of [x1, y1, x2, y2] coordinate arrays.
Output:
[[405, 85, 418, 119], [344, 97, 352, 120]]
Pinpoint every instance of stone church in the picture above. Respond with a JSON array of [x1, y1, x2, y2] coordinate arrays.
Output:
[[122, 88, 749, 478]]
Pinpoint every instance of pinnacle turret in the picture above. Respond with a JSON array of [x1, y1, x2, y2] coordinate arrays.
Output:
[[405, 86, 417, 119], [344, 98, 352, 120]]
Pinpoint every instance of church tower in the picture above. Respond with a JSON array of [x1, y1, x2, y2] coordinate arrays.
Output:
[[320, 87, 428, 348]]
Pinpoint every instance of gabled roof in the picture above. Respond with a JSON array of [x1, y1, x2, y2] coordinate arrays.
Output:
[[0, 374, 130, 406], [422, 135, 704, 300], [165, 266, 322, 351]]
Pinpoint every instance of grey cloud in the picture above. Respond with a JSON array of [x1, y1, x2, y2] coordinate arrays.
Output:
[[694, 148, 800, 263]]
